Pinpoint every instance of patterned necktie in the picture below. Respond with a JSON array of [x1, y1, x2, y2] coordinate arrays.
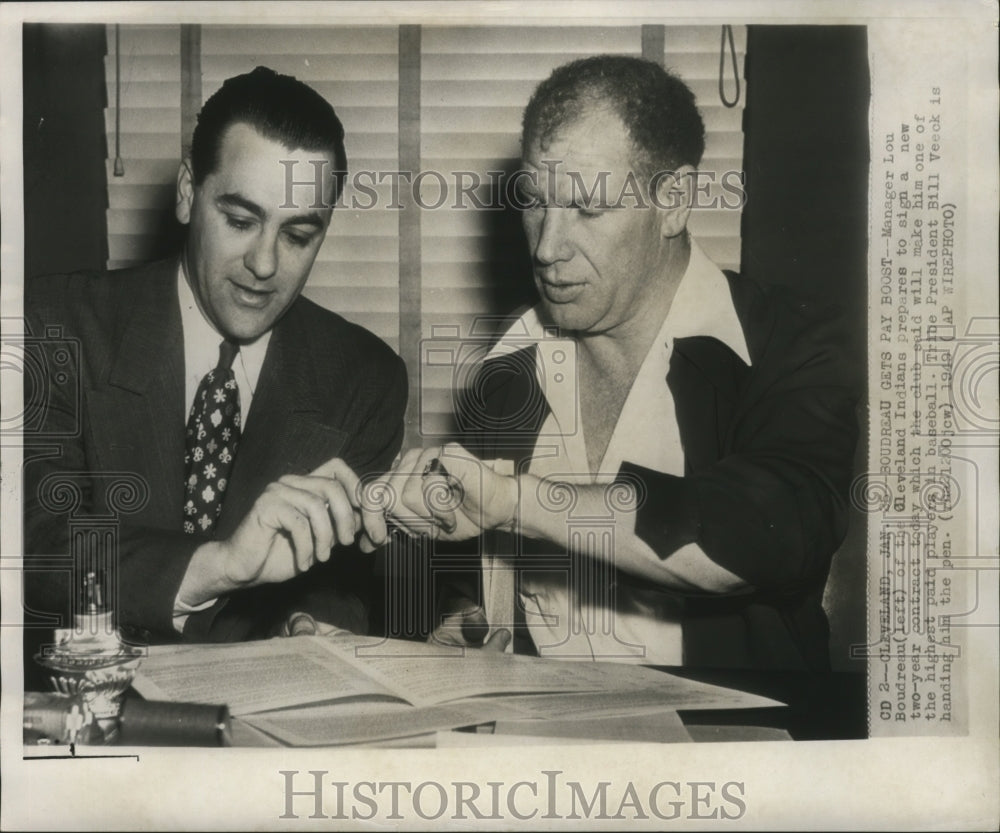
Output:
[[183, 340, 241, 535]]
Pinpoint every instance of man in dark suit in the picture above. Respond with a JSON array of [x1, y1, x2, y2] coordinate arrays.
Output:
[[24, 67, 406, 651], [370, 56, 859, 670]]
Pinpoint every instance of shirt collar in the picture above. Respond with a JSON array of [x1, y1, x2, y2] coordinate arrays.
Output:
[[663, 238, 751, 365], [489, 238, 751, 367], [176, 263, 270, 392]]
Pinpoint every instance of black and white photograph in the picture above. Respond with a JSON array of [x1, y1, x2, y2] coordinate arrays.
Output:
[[1, 1, 997, 829]]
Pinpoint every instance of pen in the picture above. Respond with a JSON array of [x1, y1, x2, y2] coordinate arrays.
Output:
[[422, 457, 458, 534]]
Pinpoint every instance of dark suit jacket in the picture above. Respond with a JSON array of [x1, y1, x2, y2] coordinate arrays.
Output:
[[24, 258, 407, 645], [455, 272, 859, 670]]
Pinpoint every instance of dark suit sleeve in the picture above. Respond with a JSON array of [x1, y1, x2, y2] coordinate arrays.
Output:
[[260, 350, 408, 639], [22, 298, 200, 643], [341, 352, 408, 478], [622, 300, 860, 597]]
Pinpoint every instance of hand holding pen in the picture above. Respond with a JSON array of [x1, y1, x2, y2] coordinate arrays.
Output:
[[358, 444, 518, 548]]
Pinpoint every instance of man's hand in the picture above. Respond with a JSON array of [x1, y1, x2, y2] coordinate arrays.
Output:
[[360, 443, 518, 545], [430, 594, 511, 652], [279, 611, 350, 637], [178, 457, 371, 607]]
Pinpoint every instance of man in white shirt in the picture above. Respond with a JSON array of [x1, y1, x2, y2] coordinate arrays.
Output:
[[25, 68, 406, 648], [372, 56, 858, 670]]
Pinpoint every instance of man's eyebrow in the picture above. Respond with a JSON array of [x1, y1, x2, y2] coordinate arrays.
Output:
[[216, 193, 325, 228], [280, 211, 326, 229], [217, 193, 265, 219]]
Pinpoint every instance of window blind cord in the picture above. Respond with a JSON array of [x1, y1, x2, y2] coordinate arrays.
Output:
[[719, 24, 741, 108], [113, 24, 124, 176]]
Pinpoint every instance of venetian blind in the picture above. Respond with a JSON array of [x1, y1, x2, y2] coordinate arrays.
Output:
[[104, 24, 181, 270], [667, 25, 747, 270]]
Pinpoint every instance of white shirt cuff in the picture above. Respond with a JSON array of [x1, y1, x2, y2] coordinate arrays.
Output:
[[172, 594, 218, 633]]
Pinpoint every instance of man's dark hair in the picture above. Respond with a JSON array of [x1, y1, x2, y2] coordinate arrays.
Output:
[[521, 55, 705, 177], [190, 66, 347, 200]]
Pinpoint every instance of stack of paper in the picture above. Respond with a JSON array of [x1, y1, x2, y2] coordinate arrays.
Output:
[[133, 633, 781, 746]]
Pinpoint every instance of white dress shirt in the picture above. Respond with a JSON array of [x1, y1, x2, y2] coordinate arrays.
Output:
[[176, 267, 270, 419], [484, 240, 751, 665], [172, 265, 271, 629]]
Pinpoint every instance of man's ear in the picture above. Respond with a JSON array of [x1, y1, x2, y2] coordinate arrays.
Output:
[[654, 164, 696, 239], [175, 160, 194, 225]]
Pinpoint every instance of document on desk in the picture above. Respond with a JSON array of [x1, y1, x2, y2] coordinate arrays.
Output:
[[133, 637, 394, 716], [240, 701, 506, 747], [251, 706, 692, 749], [134, 633, 781, 744], [239, 686, 775, 747]]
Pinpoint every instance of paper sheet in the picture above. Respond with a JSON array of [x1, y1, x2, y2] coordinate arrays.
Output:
[[242, 701, 504, 747], [133, 638, 397, 715], [452, 686, 781, 722], [492, 710, 693, 744], [323, 632, 763, 707], [135, 634, 782, 723]]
